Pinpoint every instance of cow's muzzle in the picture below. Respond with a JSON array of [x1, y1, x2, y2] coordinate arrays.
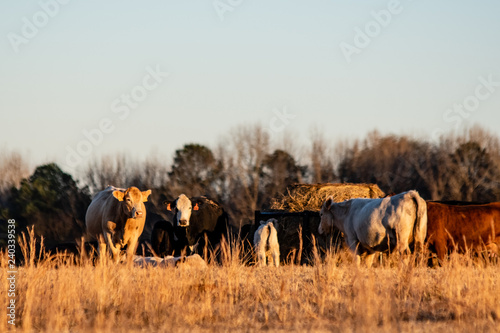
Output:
[[132, 210, 143, 219], [178, 219, 189, 227]]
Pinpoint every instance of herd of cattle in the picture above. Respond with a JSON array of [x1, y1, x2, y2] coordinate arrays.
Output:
[[82, 185, 500, 267]]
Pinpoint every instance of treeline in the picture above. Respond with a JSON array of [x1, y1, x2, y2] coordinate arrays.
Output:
[[1, 124, 500, 248]]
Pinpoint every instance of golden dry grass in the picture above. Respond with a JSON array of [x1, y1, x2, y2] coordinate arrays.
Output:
[[2, 231, 500, 332]]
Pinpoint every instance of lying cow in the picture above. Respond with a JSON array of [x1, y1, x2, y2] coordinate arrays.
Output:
[[133, 254, 207, 268], [318, 190, 427, 267], [254, 218, 280, 267], [426, 201, 500, 262], [86, 186, 151, 262], [151, 194, 228, 261]]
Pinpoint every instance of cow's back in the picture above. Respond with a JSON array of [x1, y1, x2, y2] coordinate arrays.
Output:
[[427, 201, 500, 257], [85, 186, 121, 238], [186, 197, 227, 246], [345, 191, 424, 251], [428, 202, 483, 244], [346, 197, 385, 231]]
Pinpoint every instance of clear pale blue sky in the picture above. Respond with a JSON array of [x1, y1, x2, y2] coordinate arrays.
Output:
[[1, 0, 500, 174]]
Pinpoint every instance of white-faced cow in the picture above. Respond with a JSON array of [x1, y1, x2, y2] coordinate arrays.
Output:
[[151, 194, 229, 261], [254, 218, 280, 267], [85, 186, 151, 262], [318, 190, 427, 267]]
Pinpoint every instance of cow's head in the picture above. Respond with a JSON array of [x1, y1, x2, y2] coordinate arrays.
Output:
[[165, 194, 199, 227], [318, 197, 334, 235], [113, 187, 151, 220]]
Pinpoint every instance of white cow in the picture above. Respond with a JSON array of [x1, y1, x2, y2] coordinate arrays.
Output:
[[133, 254, 207, 268], [318, 190, 427, 267], [254, 218, 280, 267]]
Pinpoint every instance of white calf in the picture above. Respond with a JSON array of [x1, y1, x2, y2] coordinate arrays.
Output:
[[254, 218, 280, 267]]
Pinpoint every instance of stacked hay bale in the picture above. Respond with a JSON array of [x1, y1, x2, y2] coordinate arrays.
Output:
[[266, 183, 385, 264], [270, 183, 386, 212]]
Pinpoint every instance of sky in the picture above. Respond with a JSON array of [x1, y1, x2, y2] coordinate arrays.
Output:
[[1, 0, 500, 175]]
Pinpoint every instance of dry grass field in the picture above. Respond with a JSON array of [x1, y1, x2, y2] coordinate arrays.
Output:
[[2, 232, 500, 332]]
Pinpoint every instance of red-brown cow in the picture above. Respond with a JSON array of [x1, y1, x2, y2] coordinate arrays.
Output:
[[426, 201, 500, 261]]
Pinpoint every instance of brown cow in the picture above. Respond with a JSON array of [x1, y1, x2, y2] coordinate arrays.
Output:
[[86, 186, 151, 262], [426, 201, 500, 261]]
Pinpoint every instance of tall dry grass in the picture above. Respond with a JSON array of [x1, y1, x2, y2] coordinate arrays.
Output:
[[1, 229, 500, 332]]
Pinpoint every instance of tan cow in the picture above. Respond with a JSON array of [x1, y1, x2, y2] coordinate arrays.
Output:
[[85, 186, 151, 262]]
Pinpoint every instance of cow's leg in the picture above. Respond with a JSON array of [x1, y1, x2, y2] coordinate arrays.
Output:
[[354, 253, 361, 267], [126, 236, 139, 264], [271, 248, 280, 267], [432, 242, 446, 266], [433, 239, 447, 264], [398, 240, 411, 265], [349, 240, 362, 267], [104, 231, 121, 262], [97, 234, 107, 263], [257, 249, 266, 267], [352, 246, 362, 267], [364, 252, 376, 268], [486, 242, 499, 258]]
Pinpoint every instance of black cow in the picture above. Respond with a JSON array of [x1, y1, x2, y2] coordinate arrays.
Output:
[[138, 200, 174, 256], [151, 220, 175, 256], [151, 194, 229, 262]]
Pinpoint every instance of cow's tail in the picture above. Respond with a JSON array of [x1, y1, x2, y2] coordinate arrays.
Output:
[[262, 223, 271, 244], [409, 190, 428, 253]]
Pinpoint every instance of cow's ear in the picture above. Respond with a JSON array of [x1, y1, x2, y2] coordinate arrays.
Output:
[[107, 221, 117, 232], [163, 200, 172, 211], [142, 190, 152, 202], [113, 190, 125, 201], [193, 203, 199, 211], [325, 197, 333, 209]]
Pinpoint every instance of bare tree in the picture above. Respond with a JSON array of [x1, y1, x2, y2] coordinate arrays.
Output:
[[405, 142, 451, 200], [336, 126, 500, 202], [141, 151, 170, 190], [0, 149, 31, 197], [338, 131, 421, 194], [220, 124, 271, 225], [308, 127, 336, 183], [83, 154, 125, 195], [447, 141, 497, 201]]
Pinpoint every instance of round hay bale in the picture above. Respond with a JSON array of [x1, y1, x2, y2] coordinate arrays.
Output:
[[270, 183, 385, 212]]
